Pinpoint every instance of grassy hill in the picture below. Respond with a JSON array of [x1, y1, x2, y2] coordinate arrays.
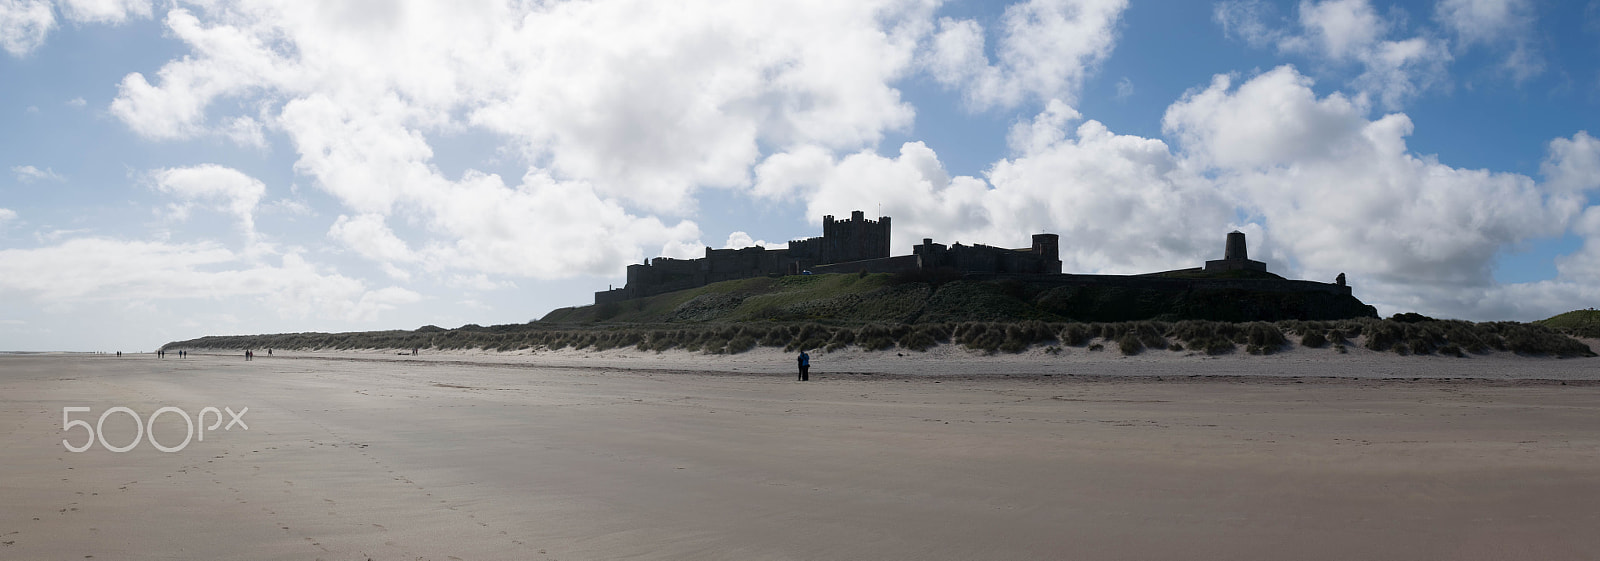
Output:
[[159, 275, 1595, 358], [1536, 309, 1600, 338], [541, 272, 1377, 324]]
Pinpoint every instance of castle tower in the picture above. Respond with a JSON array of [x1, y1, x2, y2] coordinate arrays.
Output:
[[1031, 233, 1062, 274], [1225, 231, 1248, 260], [1204, 230, 1266, 273]]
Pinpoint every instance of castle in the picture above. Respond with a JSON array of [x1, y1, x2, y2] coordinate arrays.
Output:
[[595, 211, 1350, 305], [594, 210, 1062, 304]]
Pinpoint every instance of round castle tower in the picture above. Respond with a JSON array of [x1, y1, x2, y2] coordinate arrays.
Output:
[[1205, 231, 1266, 272], [1225, 231, 1248, 260]]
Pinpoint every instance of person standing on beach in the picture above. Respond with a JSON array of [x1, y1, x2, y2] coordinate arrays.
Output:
[[797, 350, 810, 381]]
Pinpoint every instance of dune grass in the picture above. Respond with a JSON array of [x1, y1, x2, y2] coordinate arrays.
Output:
[[163, 317, 1595, 359]]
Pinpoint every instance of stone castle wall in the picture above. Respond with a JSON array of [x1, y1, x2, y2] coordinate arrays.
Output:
[[595, 211, 1062, 304]]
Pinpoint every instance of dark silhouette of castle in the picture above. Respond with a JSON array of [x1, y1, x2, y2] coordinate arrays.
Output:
[[594, 215, 1352, 306], [595, 210, 1062, 304]]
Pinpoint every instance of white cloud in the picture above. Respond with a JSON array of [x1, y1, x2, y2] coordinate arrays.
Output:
[[760, 63, 1600, 321], [723, 231, 770, 249], [0, 238, 418, 321], [1435, 0, 1542, 81], [1217, 0, 1451, 109], [261, 197, 313, 217], [58, 0, 149, 24], [1114, 77, 1133, 100], [112, 1, 936, 210], [1164, 65, 1593, 311], [109, 0, 950, 280], [1161, 67, 1370, 170], [149, 164, 266, 237], [1553, 206, 1600, 281], [12, 164, 63, 183], [660, 239, 707, 260], [111, 7, 292, 141], [926, 0, 1128, 109], [760, 100, 1232, 274], [0, 207, 16, 223], [1543, 131, 1600, 193], [446, 274, 514, 292], [222, 115, 266, 148], [328, 213, 415, 264], [1215, 0, 1283, 48], [1285, 0, 1385, 61], [66, 96, 85, 107], [0, 0, 54, 57], [1, 0, 154, 58]]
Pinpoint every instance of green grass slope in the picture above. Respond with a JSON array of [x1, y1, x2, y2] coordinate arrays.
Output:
[[542, 274, 929, 324], [1535, 309, 1600, 338], [542, 272, 1377, 324]]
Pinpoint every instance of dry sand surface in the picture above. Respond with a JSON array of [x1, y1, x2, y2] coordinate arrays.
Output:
[[3, 348, 1600, 560]]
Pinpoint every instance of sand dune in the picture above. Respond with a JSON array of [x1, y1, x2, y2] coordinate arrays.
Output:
[[2, 351, 1599, 560]]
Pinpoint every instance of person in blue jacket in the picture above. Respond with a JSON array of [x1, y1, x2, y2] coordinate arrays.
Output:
[[797, 350, 810, 381]]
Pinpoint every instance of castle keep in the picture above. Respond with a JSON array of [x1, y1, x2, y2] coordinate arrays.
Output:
[[594, 210, 1062, 304]]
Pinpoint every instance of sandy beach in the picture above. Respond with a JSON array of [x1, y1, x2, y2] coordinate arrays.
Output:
[[4, 348, 1600, 560]]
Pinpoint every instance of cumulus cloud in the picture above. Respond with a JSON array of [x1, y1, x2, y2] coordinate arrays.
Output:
[[108, 0, 955, 280], [12, 164, 63, 183], [0, 0, 53, 57], [1542, 131, 1600, 193], [0, 238, 418, 321], [926, 0, 1128, 109], [321, 168, 703, 280], [759, 62, 1598, 320], [328, 213, 415, 265], [1435, 0, 1542, 81], [149, 164, 266, 237], [1217, 0, 1451, 109], [1553, 206, 1600, 281], [49, 0, 1600, 326], [759, 101, 1232, 274], [1164, 65, 1596, 316], [723, 231, 771, 249], [0, 207, 16, 223], [58, 0, 149, 24], [1, 0, 155, 57]]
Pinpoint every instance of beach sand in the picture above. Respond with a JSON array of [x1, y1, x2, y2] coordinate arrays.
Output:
[[3, 348, 1599, 560]]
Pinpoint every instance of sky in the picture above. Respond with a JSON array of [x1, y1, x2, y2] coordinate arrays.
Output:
[[1, 0, 1598, 352]]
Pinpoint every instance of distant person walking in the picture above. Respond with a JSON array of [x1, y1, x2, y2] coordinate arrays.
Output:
[[797, 350, 810, 381], [245, 350, 252, 361]]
